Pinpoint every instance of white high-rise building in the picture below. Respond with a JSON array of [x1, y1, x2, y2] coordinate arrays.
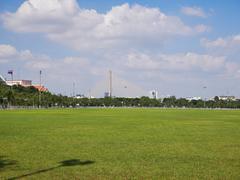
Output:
[[149, 90, 158, 99]]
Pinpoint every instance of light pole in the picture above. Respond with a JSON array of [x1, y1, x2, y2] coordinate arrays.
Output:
[[203, 86, 207, 108], [39, 70, 42, 108], [7, 70, 13, 108], [73, 82, 75, 97], [109, 70, 112, 98]]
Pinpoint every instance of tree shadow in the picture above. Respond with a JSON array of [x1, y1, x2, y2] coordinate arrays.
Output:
[[0, 156, 18, 171], [8, 159, 95, 180], [60, 159, 94, 167]]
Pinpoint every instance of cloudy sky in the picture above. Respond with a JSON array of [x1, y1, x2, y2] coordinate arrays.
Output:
[[0, 0, 240, 98]]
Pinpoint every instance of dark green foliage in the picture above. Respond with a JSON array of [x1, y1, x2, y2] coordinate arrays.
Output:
[[1, 83, 240, 108]]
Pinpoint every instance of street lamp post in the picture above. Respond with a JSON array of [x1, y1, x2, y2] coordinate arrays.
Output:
[[203, 86, 207, 108], [39, 70, 42, 108]]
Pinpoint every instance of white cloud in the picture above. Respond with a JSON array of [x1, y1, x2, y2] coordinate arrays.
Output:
[[2, 1, 240, 96], [200, 34, 240, 79], [0, 44, 18, 60], [19, 50, 34, 60], [201, 38, 227, 48], [1, 0, 80, 33], [63, 56, 89, 66], [225, 62, 240, 74], [1, 43, 240, 97], [194, 24, 211, 33], [1, 0, 208, 51], [26, 61, 52, 69], [125, 52, 226, 71], [201, 34, 240, 48], [181, 6, 207, 18], [0, 44, 52, 69], [126, 53, 159, 70], [0, 44, 49, 66], [0, 43, 97, 94]]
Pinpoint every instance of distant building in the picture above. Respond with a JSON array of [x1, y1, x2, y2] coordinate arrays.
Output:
[[218, 96, 236, 101], [149, 90, 158, 99], [33, 85, 48, 92], [2, 73, 49, 92], [186, 97, 202, 101], [75, 94, 85, 99], [6, 80, 32, 87], [104, 92, 110, 98]]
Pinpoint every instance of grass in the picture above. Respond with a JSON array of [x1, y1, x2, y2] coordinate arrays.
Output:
[[0, 108, 240, 179]]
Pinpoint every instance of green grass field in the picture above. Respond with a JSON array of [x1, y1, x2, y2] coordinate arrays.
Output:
[[0, 108, 240, 179]]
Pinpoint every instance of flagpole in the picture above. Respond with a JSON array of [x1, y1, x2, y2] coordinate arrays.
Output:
[[11, 71, 13, 87]]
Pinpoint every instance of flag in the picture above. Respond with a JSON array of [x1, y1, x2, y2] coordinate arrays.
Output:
[[8, 70, 13, 75], [40, 70, 42, 75]]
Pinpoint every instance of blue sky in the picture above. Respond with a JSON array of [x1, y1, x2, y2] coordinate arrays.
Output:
[[0, 0, 240, 98]]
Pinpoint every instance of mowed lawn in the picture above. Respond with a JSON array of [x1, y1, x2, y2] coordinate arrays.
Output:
[[0, 108, 240, 179]]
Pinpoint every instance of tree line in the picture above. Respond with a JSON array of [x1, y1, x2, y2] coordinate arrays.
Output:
[[1, 82, 240, 109]]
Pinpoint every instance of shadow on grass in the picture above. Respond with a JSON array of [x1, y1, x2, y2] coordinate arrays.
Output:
[[8, 159, 95, 180], [0, 156, 18, 171]]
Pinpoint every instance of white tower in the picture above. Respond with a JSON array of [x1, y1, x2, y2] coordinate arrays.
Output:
[[109, 70, 112, 97]]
